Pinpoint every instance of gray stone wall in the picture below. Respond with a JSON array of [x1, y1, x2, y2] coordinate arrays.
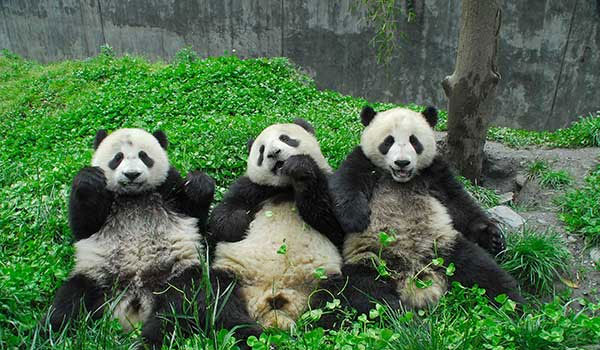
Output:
[[1, 0, 599, 130]]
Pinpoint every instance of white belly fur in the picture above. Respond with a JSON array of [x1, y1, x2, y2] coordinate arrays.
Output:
[[213, 200, 342, 329], [343, 182, 458, 309], [73, 208, 202, 331]]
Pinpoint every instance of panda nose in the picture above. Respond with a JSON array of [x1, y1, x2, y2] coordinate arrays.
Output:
[[394, 160, 411, 168], [267, 149, 281, 159], [124, 171, 141, 180]]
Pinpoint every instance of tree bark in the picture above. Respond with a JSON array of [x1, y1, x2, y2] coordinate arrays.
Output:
[[442, 0, 502, 181]]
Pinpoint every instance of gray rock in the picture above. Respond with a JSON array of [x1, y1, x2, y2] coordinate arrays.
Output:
[[515, 174, 528, 188], [487, 205, 525, 231], [590, 248, 600, 262], [498, 192, 514, 204]]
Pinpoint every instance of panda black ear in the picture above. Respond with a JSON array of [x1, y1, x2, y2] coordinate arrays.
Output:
[[293, 118, 315, 135], [246, 138, 255, 154], [360, 106, 377, 126], [93, 129, 108, 150], [153, 130, 168, 150], [422, 106, 438, 128]]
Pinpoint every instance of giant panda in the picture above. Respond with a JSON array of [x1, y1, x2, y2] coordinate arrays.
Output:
[[209, 119, 344, 334], [46, 128, 236, 348], [330, 106, 525, 313]]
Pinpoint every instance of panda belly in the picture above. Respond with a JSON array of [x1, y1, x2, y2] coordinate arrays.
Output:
[[213, 200, 342, 329], [343, 180, 458, 308], [72, 194, 202, 330]]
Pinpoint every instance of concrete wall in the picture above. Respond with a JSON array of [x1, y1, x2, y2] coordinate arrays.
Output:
[[1, 0, 599, 130]]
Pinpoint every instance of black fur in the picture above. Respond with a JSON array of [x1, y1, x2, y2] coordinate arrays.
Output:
[[246, 138, 255, 154], [360, 106, 377, 126], [423, 156, 505, 255], [68, 166, 114, 240], [409, 135, 424, 155], [48, 274, 105, 331], [141, 267, 261, 350], [281, 155, 344, 247], [93, 129, 108, 149], [378, 136, 394, 155], [422, 106, 438, 128], [139, 151, 154, 167], [279, 134, 300, 147], [152, 130, 169, 149], [293, 118, 315, 135]]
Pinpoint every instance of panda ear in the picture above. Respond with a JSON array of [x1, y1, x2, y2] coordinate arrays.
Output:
[[293, 118, 315, 135], [360, 106, 377, 126], [93, 129, 108, 150], [246, 138, 255, 154], [422, 106, 438, 128], [153, 130, 169, 150]]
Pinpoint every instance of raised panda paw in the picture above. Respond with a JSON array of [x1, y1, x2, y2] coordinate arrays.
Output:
[[73, 166, 107, 199], [470, 218, 506, 256], [280, 154, 318, 183], [184, 170, 215, 204]]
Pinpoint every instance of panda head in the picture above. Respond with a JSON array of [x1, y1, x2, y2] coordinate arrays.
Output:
[[360, 106, 438, 183], [91, 128, 170, 194], [246, 119, 332, 187]]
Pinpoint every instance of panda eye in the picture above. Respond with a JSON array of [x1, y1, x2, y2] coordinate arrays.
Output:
[[257, 145, 265, 166], [108, 152, 124, 170], [279, 134, 300, 147], [409, 135, 424, 155], [378, 135, 395, 155], [139, 151, 155, 168]]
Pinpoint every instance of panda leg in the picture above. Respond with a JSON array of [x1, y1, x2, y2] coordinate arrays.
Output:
[[445, 236, 525, 304], [341, 264, 400, 315], [308, 273, 346, 329], [48, 274, 105, 332], [210, 269, 263, 350]]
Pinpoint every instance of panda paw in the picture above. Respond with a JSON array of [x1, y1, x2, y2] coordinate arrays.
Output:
[[281, 155, 318, 182], [337, 195, 371, 233], [470, 219, 505, 256], [73, 166, 107, 199], [185, 170, 215, 204]]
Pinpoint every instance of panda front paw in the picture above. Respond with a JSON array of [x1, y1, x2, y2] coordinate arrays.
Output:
[[337, 195, 371, 233], [470, 219, 505, 256], [280, 155, 318, 183], [72, 166, 107, 199], [184, 170, 215, 204]]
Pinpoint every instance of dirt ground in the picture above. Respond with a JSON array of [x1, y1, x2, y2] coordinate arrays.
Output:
[[437, 132, 600, 302]]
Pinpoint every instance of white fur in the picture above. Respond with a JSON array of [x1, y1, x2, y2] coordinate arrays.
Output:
[[246, 123, 331, 186], [360, 108, 436, 182], [92, 128, 169, 193], [72, 194, 203, 330], [213, 200, 342, 329], [343, 179, 458, 309]]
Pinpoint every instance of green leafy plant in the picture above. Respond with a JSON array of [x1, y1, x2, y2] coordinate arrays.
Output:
[[527, 159, 549, 179], [501, 227, 572, 296], [457, 176, 501, 208], [560, 166, 600, 247], [539, 170, 572, 189]]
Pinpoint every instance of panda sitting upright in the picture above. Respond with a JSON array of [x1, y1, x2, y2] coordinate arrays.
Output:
[[209, 119, 344, 333], [48, 128, 222, 348], [330, 107, 524, 313]]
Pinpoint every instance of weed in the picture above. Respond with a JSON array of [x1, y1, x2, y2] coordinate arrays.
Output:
[[501, 227, 572, 296], [560, 166, 600, 247], [539, 170, 572, 189]]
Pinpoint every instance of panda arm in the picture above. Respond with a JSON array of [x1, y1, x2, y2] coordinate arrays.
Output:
[[69, 167, 113, 241], [280, 155, 345, 246], [208, 176, 279, 243], [159, 167, 215, 232], [329, 147, 379, 234], [425, 157, 505, 254]]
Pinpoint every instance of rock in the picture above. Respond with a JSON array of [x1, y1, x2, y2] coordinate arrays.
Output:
[[498, 192, 514, 204], [590, 247, 600, 262], [487, 205, 525, 231], [515, 174, 527, 188]]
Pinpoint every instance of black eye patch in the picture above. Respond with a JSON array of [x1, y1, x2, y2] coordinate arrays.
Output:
[[410, 135, 424, 154], [139, 151, 155, 168], [257, 145, 265, 166], [378, 135, 395, 155], [108, 152, 124, 170], [279, 134, 300, 147]]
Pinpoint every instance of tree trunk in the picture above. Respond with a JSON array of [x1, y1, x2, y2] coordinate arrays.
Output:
[[442, 0, 502, 181]]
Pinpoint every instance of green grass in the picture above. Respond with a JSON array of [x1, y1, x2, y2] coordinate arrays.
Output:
[[560, 166, 600, 247], [457, 176, 501, 208], [501, 227, 572, 297], [526, 160, 572, 189], [1, 50, 600, 349], [527, 159, 550, 179]]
